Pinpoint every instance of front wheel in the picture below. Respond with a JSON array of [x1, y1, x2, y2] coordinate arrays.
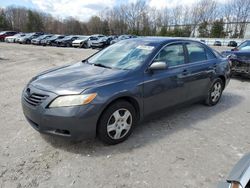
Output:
[[97, 100, 137, 145], [205, 78, 223, 106]]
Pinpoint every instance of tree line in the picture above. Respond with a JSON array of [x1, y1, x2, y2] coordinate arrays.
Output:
[[0, 0, 250, 38]]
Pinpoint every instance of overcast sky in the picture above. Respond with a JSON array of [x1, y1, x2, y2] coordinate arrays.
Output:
[[0, 0, 228, 21]]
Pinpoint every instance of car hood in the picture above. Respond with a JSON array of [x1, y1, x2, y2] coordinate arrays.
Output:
[[73, 39, 87, 43], [30, 62, 128, 95], [56, 38, 71, 42], [5, 36, 15, 39], [20, 36, 32, 40], [222, 51, 250, 62]]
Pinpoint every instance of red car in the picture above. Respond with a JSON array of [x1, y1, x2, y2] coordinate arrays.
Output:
[[0, 31, 18, 42]]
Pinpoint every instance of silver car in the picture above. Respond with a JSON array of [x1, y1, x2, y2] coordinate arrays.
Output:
[[218, 153, 250, 188]]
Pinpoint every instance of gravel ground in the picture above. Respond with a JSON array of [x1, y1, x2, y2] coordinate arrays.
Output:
[[0, 43, 249, 188]]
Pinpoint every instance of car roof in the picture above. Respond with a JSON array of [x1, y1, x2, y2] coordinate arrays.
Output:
[[128, 37, 205, 46]]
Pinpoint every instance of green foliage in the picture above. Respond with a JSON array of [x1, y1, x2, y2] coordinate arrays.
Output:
[[198, 21, 210, 37], [26, 10, 44, 32], [159, 27, 167, 36], [0, 11, 9, 30], [210, 19, 225, 38], [158, 26, 191, 37]]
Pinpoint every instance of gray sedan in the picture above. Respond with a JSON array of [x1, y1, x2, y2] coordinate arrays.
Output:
[[22, 37, 230, 144]]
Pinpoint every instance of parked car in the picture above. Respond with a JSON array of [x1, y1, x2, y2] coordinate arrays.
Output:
[[43, 35, 65, 46], [22, 38, 230, 145], [227, 41, 238, 47], [222, 40, 250, 78], [91, 36, 113, 49], [110, 35, 136, 45], [87, 34, 105, 47], [0, 31, 18, 42], [54, 35, 78, 47], [18, 32, 44, 44], [218, 153, 250, 188], [72, 36, 91, 48], [5, 33, 25, 43], [200, 39, 206, 43], [214, 41, 222, 46], [31, 34, 53, 45]]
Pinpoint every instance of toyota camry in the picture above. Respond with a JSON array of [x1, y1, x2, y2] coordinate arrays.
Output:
[[22, 37, 230, 145]]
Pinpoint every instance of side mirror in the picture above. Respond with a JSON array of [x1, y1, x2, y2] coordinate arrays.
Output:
[[148, 61, 168, 71]]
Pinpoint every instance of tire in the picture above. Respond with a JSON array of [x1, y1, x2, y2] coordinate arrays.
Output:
[[97, 100, 137, 145], [83, 43, 88, 48], [205, 78, 223, 106]]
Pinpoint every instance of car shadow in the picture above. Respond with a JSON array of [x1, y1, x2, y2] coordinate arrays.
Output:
[[41, 91, 244, 157], [231, 75, 250, 81]]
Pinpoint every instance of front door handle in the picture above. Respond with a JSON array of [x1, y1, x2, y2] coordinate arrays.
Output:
[[182, 69, 189, 76]]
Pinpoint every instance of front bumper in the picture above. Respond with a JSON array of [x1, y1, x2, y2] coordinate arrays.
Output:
[[91, 42, 105, 48], [21, 86, 100, 140], [72, 43, 81, 47], [31, 41, 40, 45]]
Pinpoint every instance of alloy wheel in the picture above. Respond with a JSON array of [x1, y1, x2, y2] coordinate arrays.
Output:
[[211, 82, 222, 103]]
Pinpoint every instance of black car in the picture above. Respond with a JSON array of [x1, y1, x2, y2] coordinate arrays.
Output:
[[227, 41, 238, 47], [214, 41, 222, 46], [222, 40, 250, 78], [31, 34, 53, 45], [200, 39, 206, 43], [44, 35, 65, 46], [91, 36, 114, 49], [22, 38, 230, 144], [55, 36, 79, 47]]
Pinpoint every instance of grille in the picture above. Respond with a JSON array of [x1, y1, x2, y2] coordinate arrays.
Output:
[[24, 92, 48, 107]]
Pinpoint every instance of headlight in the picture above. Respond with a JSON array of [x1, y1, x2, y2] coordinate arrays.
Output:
[[49, 93, 97, 108]]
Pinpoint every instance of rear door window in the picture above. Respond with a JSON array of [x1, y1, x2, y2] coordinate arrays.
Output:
[[186, 43, 207, 63], [154, 44, 185, 67]]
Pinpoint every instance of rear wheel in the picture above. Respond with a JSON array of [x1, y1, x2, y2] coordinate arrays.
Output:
[[205, 78, 223, 106], [97, 100, 137, 145]]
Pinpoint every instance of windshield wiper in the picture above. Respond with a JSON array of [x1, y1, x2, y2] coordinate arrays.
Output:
[[93, 63, 112, 69], [82, 59, 90, 64]]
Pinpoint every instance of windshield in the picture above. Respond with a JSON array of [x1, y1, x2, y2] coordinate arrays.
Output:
[[98, 37, 106, 41], [63, 36, 74, 40], [238, 41, 250, 51], [78, 36, 88, 40], [88, 40, 155, 70], [24, 33, 34, 37], [118, 35, 130, 40], [48, 35, 59, 40], [36, 35, 47, 39]]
